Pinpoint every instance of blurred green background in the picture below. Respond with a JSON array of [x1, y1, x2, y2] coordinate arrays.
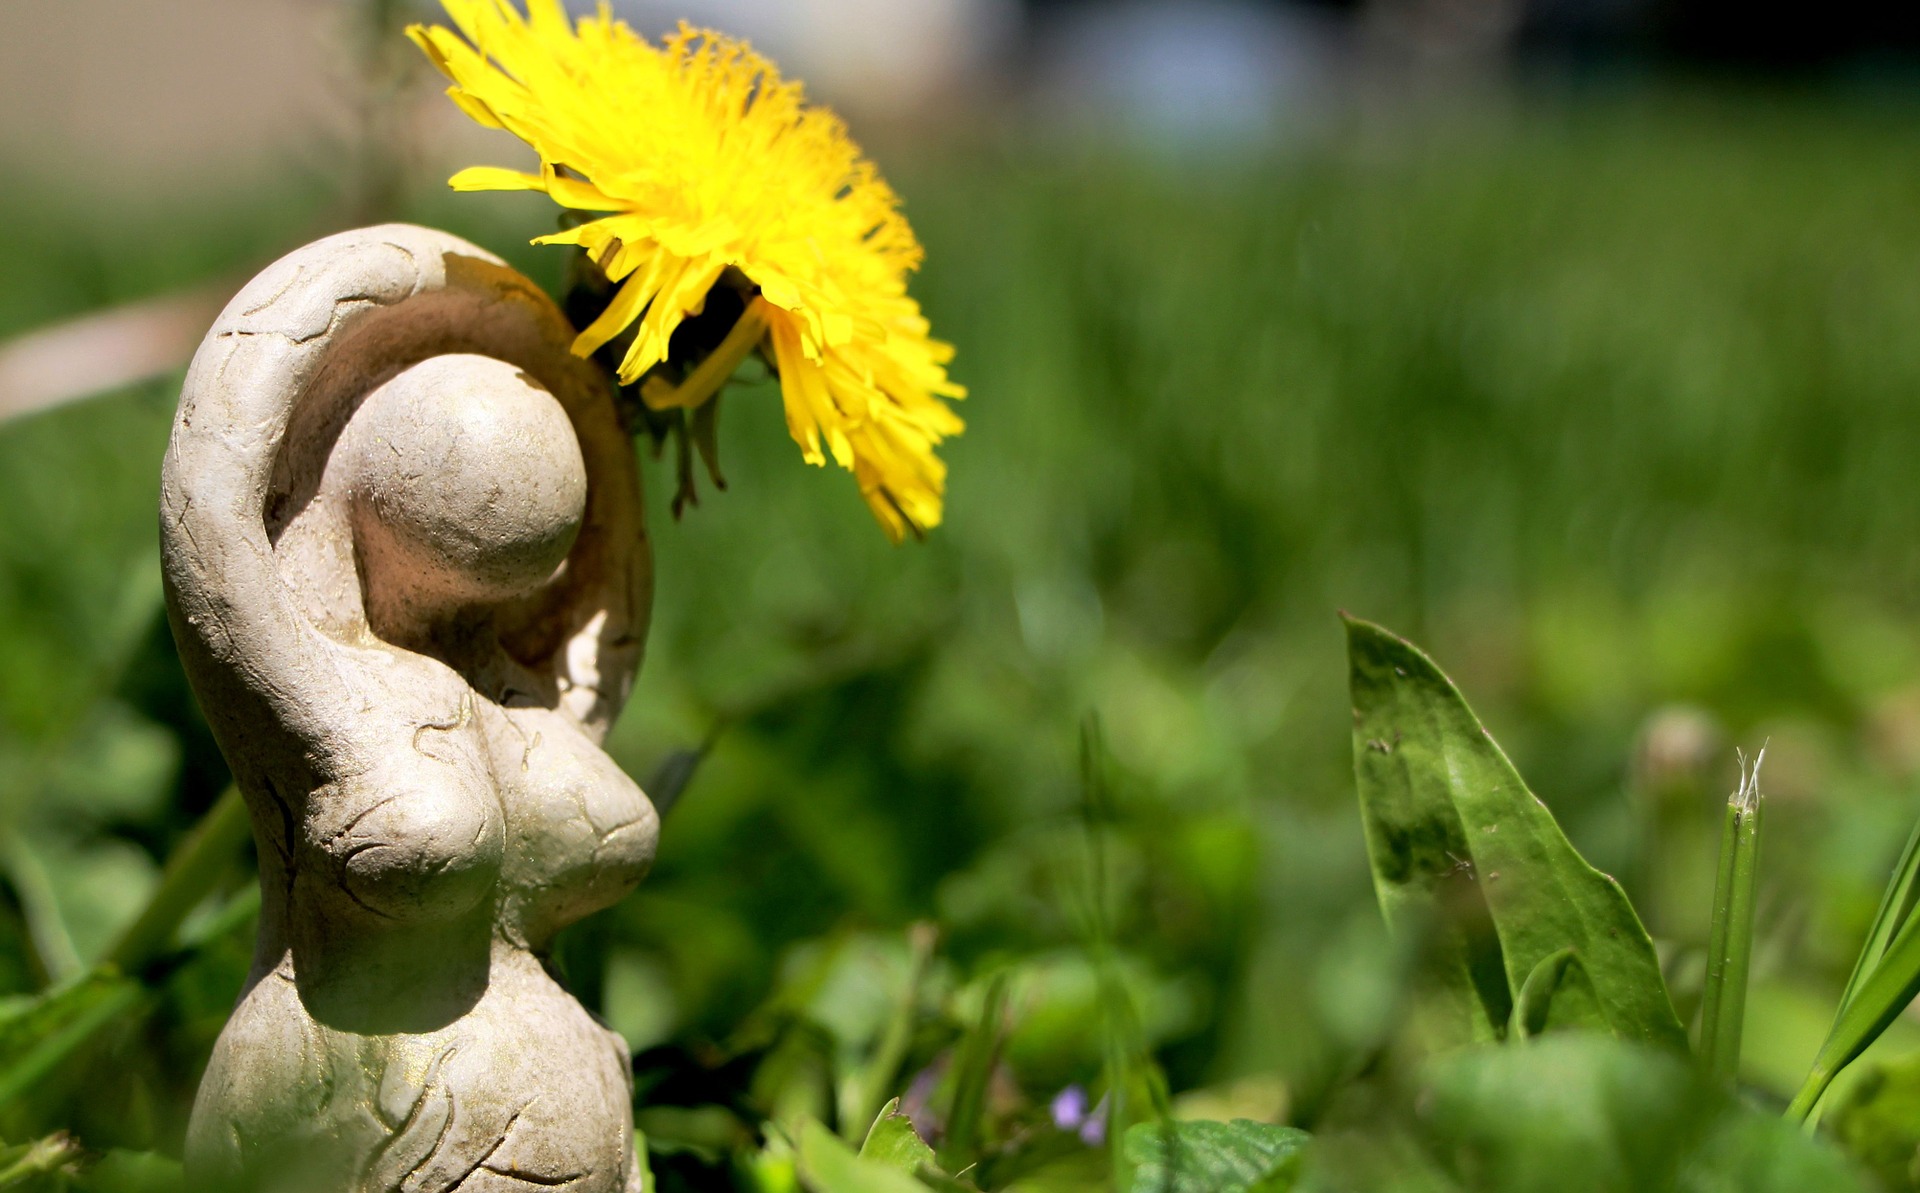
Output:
[[9, 1, 1920, 1185]]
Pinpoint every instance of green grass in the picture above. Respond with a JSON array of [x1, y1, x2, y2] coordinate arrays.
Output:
[[7, 82, 1920, 1188]]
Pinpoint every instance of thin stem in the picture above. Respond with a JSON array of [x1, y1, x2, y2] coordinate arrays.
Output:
[[1699, 747, 1765, 1082]]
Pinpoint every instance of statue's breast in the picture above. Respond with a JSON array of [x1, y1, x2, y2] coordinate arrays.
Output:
[[484, 702, 658, 946], [297, 657, 507, 927]]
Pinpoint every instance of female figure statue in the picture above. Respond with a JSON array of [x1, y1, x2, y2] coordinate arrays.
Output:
[[163, 224, 655, 1192]]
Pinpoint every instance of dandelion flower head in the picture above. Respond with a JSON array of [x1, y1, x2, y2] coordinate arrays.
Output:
[[409, 1, 965, 540]]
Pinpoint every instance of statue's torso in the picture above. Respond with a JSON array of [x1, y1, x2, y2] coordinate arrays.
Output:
[[187, 648, 656, 1193]]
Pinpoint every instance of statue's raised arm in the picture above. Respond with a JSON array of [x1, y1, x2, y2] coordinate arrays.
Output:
[[166, 225, 657, 1193], [163, 223, 646, 745]]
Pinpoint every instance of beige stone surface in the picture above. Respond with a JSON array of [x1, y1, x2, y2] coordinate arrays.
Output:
[[162, 224, 653, 1192]]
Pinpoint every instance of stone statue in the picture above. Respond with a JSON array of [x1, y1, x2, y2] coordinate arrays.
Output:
[[162, 224, 657, 1192]]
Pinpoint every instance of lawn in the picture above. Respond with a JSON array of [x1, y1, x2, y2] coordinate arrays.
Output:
[[5, 81, 1920, 1189]]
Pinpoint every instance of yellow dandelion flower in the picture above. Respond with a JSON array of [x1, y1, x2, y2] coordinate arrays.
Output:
[[408, 0, 965, 541]]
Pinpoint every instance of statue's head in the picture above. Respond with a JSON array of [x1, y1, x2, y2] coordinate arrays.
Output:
[[166, 226, 648, 746], [341, 353, 589, 642]]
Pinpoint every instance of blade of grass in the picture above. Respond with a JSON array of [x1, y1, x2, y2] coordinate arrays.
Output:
[[1698, 748, 1764, 1082], [1078, 716, 1170, 1191], [938, 971, 1008, 1174], [0, 971, 143, 1109], [841, 922, 937, 1143], [1789, 904, 1920, 1123], [1789, 780, 1920, 1122], [1837, 813, 1920, 1018], [0, 786, 253, 1111], [0, 829, 83, 984], [105, 783, 250, 974]]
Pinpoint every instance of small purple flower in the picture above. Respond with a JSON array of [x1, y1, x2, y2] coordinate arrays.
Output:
[[1050, 1085, 1108, 1145], [1079, 1095, 1109, 1146], [1051, 1085, 1090, 1131]]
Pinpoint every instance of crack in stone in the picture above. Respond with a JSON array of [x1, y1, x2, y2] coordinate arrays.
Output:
[[217, 291, 396, 346], [475, 1163, 586, 1187], [239, 264, 306, 318], [339, 879, 401, 922], [413, 693, 474, 758], [333, 792, 405, 842], [364, 1045, 457, 1193], [259, 774, 300, 904], [440, 1103, 525, 1192]]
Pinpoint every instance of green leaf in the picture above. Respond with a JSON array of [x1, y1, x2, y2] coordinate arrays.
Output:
[[0, 786, 258, 1118], [1419, 1033, 1864, 1193], [795, 1115, 932, 1193], [1510, 947, 1605, 1041], [1122, 1119, 1308, 1193], [1344, 616, 1686, 1052], [860, 1100, 939, 1178]]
